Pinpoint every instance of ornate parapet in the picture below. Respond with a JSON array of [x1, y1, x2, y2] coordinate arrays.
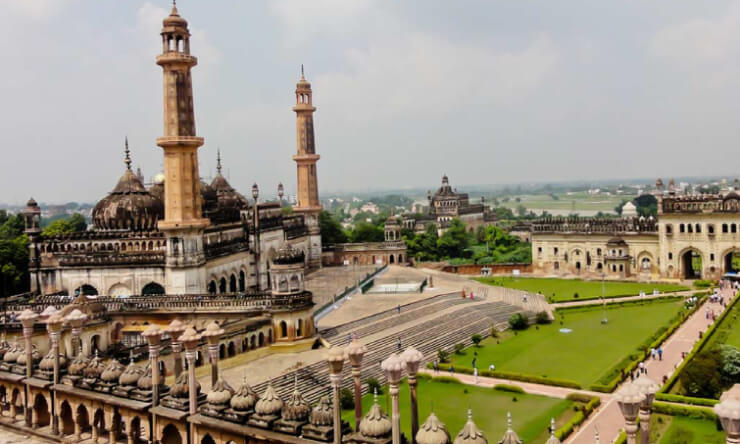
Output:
[[532, 216, 658, 234]]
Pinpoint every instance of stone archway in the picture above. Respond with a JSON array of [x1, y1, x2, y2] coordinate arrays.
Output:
[[680, 248, 702, 279], [162, 423, 183, 444], [59, 401, 74, 436], [201, 434, 217, 444], [32, 394, 50, 427], [108, 283, 132, 298], [92, 408, 105, 442], [76, 403, 91, 437], [724, 249, 740, 274]]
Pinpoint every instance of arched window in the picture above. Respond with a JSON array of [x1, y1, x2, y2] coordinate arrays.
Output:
[[290, 275, 300, 291], [680, 224, 685, 233], [238, 271, 246, 292], [695, 224, 701, 233], [665, 225, 673, 235], [229, 275, 237, 293], [687, 224, 693, 233], [280, 321, 288, 338], [219, 278, 227, 294], [207, 281, 217, 295], [296, 319, 303, 337], [142, 282, 165, 295], [279, 277, 288, 292], [723, 224, 729, 233]]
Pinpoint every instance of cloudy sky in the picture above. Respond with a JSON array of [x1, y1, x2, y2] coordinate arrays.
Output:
[[2, 0, 740, 204]]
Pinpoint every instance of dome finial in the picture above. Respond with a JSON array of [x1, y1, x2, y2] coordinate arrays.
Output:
[[216, 148, 222, 175], [507, 412, 512, 431], [374, 387, 379, 404], [124, 136, 131, 170], [301, 64, 305, 80], [550, 418, 555, 437]]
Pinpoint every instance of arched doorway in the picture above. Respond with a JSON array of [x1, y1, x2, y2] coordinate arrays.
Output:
[[142, 282, 165, 295], [93, 408, 105, 441], [76, 404, 91, 437], [207, 281, 216, 295], [389, 255, 395, 264], [681, 249, 702, 279], [280, 321, 288, 338], [219, 344, 225, 359], [33, 394, 50, 427], [90, 334, 101, 354], [725, 251, 740, 274], [60, 401, 74, 435], [201, 434, 217, 444], [161, 424, 182, 444], [76, 284, 98, 296], [239, 271, 246, 292], [259, 332, 265, 347], [229, 275, 237, 293], [228, 342, 235, 357], [219, 278, 227, 294]]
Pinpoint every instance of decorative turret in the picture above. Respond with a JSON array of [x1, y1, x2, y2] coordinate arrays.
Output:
[[384, 215, 402, 243], [97, 359, 126, 393], [113, 358, 145, 397], [38, 348, 68, 380], [248, 383, 284, 429], [545, 418, 561, 444], [417, 412, 451, 444], [453, 410, 487, 444], [202, 377, 235, 418], [223, 376, 259, 423], [274, 377, 311, 434], [359, 390, 392, 439], [22, 198, 42, 236], [497, 413, 522, 444]]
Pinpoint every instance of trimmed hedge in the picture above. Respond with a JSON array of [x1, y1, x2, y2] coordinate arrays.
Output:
[[493, 384, 525, 394], [428, 362, 582, 389], [554, 396, 601, 441], [655, 393, 718, 407], [566, 392, 596, 403], [588, 294, 706, 393], [614, 432, 626, 444], [661, 290, 740, 395], [652, 401, 717, 421]]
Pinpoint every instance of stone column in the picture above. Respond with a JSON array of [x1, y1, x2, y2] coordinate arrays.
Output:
[[46, 314, 63, 435], [401, 346, 424, 444], [326, 347, 345, 444], [91, 422, 98, 441], [142, 325, 163, 407], [345, 340, 366, 431], [382, 354, 405, 444], [64, 309, 87, 358], [202, 321, 224, 388], [715, 396, 740, 444], [634, 376, 659, 444], [108, 420, 116, 444], [18, 309, 38, 427], [179, 327, 201, 416], [165, 319, 186, 379], [74, 415, 82, 440], [615, 383, 645, 444], [31, 403, 38, 428]]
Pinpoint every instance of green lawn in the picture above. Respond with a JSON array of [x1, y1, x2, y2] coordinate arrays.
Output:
[[341, 378, 573, 444], [475, 276, 688, 302], [451, 300, 685, 387], [656, 415, 725, 444], [714, 302, 740, 349]]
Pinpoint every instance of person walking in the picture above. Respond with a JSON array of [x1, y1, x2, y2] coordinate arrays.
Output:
[[396, 336, 402, 352], [397, 304, 401, 315], [658, 348, 663, 361]]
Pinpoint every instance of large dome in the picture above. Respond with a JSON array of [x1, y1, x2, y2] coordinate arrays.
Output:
[[92, 168, 163, 231]]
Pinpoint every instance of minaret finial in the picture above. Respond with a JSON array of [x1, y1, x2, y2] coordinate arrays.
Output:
[[124, 136, 131, 170], [301, 64, 305, 80], [216, 148, 222, 175]]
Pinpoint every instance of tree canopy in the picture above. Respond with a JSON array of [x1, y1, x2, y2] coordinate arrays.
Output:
[[0, 211, 29, 296], [319, 211, 347, 245]]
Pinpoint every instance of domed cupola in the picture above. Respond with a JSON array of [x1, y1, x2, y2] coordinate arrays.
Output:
[[417, 412, 451, 444], [92, 138, 163, 231], [208, 150, 249, 224]]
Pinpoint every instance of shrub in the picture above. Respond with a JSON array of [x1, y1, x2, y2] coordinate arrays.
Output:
[[679, 349, 723, 398], [536, 311, 551, 324], [490, 326, 498, 338], [493, 384, 524, 394], [340, 388, 354, 409], [693, 279, 717, 289], [654, 393, 718, 406], [509, 313, 528, 330], [437, 349, 450, 363], [471, 334, 483, 347], [652, 401, 717, 421], [454, 343, 465, 355], [367, 377, 383, 395], [573, 292, 579, 299]]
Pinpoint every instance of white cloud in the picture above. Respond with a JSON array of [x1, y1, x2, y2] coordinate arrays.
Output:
[[315, 32, 559, 123], [269, 0, 373, 44], [650, 1, 740, 64]]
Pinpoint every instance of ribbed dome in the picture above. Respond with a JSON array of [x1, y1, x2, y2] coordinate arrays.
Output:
[[170, 371, 200, 398], [281, 385, 310, 421], [100, 359, 125, 382], [39, 349, 68, 370], [207, 378, 235, 406], [453, 411, 487, 444], [68, 354, 89, 376], [230, 380, 259, 411], [3, 341, 21, 363], [137, 364, 165, 390], [417, 412, 451, 444], [497, 413, 522, 444], [93, 142, 164, 232], [255, 383, 283, 415], [163, 5, 188, 27], [119, 360, 144, 386], [83, 353, 105, 379], [16, 347, 40, 365], [309, 395, 333, 426], [359, 393, 392, 438], [208, 174, 248, 224]]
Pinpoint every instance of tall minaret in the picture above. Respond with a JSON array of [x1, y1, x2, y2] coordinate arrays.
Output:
[[156, 3, 209, 293], [292, 66, 322, 267]]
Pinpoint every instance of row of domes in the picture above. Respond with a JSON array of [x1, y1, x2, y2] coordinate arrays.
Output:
[[91, 143, 249, 232]]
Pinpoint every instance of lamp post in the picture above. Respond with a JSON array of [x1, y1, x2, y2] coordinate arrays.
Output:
[[381, 353, 405, 444], [252, 183, 261, 291], [202, 321, 224, 387], [179, 327, 201, 416], [165, 319, 186, 379], [141, 324, 163, 407], [18, 309, 38, 427], [345, 340, 366, 431], [615, 383, 645, 444], [326, 347, 345, 444], [715, 398, 740, 444], [401, 346, 424, 444], [64, 309, 87, 357], [45, 313, 63, 435], [633, 376, 659, 444]]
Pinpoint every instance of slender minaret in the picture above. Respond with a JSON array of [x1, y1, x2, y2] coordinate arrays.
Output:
[[156, 3, 209, 293], [292, 66, 322, 267]]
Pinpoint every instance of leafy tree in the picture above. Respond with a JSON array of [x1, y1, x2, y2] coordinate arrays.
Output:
[[720, 345, 740, 385], [614, 199, 629, 216], [508, 313, 528, 330], [437, 218, 470, 259], [349, 222, 384, 243], [493, 207, 515, 220], [680, 350, 722, 398], [0, 213, 29, 296], [68, 213, 87, 232], [340, 388, 354, 409], [41, 213, 87, 236], [366, 377, 383, 394], [516, 204, 527, 217], [471, 334, 482, 347], [633, 194, 658, 218], [319, 211, 348, 245]]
